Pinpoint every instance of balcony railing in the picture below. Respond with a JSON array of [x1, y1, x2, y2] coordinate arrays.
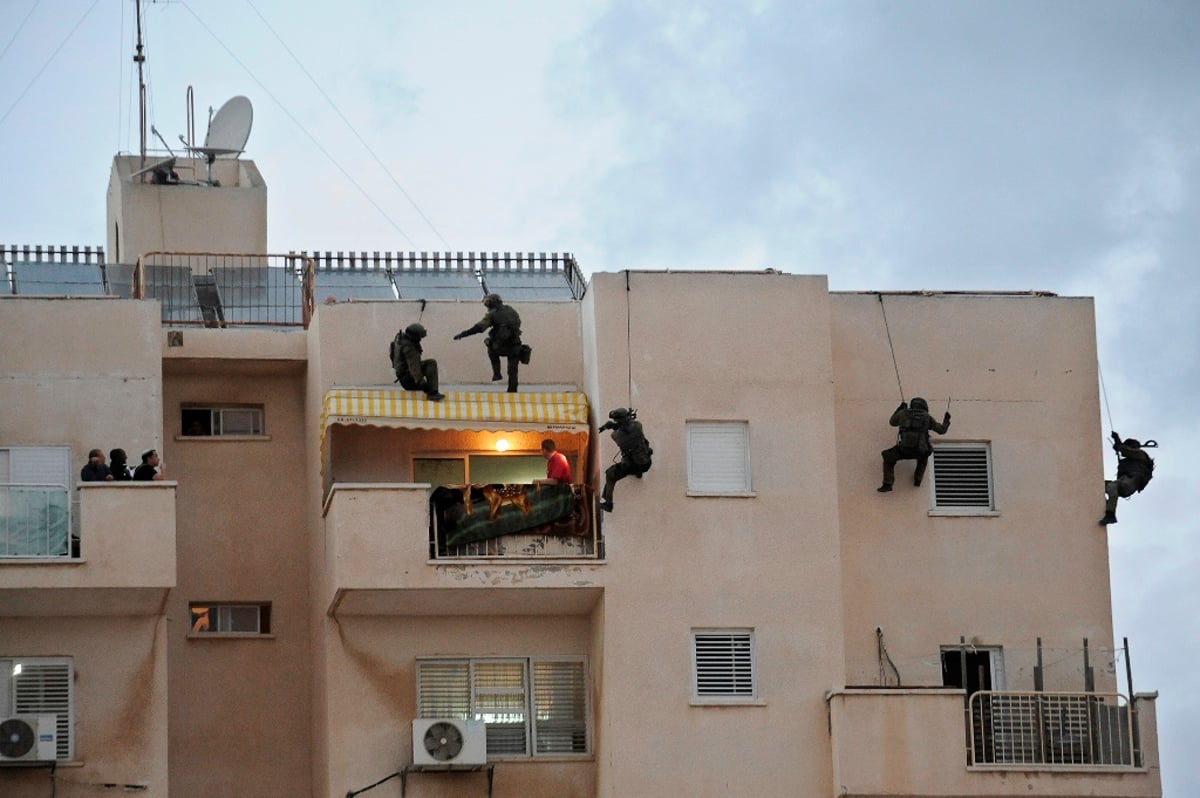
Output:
[[133, 252, 316, 328], [969, 691, 1138, 769], [0, 484, 70, 558]]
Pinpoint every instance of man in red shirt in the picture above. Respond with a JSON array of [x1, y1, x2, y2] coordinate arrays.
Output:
[[534, 439, 572, 485]]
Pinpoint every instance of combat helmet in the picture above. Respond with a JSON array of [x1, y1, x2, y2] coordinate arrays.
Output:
[[608, 408, 634, 422], [483, 293, 503, 309], [405, 323, 427, 339], [909, 397, 929, 412]]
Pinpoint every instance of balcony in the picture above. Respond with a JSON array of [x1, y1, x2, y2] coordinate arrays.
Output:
[[0, 483, 176, 617], [321, 483, 604, 617], [828, 688, 1161, 798]]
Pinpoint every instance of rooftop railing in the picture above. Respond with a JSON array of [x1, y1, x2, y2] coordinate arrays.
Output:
[[969, 690, 1139, 769]]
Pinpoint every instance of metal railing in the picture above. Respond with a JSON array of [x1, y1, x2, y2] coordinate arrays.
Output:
[[0, 484, 71, 558], [430, 484, 602, 560], [133, 252, 316, 328], [969, 691, 1139, 769]]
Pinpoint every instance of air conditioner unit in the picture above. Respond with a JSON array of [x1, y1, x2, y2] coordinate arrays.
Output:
[[0, 715, 58, 764], [412, 718, 486, 766]]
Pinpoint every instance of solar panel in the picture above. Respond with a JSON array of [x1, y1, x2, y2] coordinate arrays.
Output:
[[211, 265, 303, 325], [481, 269, 576, 300], [103, 263, 136, 297], [393, 270, 483, 300], [11, 262, 106, 296], [144, 264, 202, 323], [312, 269, 397, 301]]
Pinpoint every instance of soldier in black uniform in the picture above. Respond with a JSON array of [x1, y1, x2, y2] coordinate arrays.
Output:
[[454, 294, 528, 393], [878, 397, 951, 492], [598, 408, 652, 512], [1099, 432, 1155, 525], [390, 323, 444, 401]]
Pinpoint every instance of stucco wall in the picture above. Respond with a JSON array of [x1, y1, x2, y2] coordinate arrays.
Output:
[[161, 368, 312, 798], [831, 292, 1116, 692]]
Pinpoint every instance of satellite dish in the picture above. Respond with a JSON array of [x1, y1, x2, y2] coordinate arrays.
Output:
[[185, 95, 253, 185], [201, 95, 253, 157]]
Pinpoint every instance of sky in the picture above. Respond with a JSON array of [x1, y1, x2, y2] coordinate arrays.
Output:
[[2, 0, 1197, 791]]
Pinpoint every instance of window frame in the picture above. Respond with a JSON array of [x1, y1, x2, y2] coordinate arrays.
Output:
[[180, 404, 266, 438], [929, 441, 998, 515], [685, 420, 754, 497], [691, 628, 760, 705], [0, 446, 72, 559], [187, 602, 273, 637], [416, 655, 592, 759]]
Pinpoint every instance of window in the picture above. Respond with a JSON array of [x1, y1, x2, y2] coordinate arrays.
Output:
[[0, 656, 73, 761], [686, 421, 752, 494], [692, 629, 757, 703], [188, 602, 271, 635], [0, 446, 71, 557], [931, 443, 995, 511], [417, 657, 590, 757], [414, 454, 552, 486], [181, 405, 264, 437]]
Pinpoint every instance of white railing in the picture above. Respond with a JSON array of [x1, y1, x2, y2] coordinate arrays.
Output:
[[0, 484, 71, 558], [969, 691, 1138, 769]]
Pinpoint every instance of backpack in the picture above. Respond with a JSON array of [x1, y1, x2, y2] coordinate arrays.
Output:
[[389, 333, 404, 372], [898, 410, 931, 452], [490, 305, 522, 347]]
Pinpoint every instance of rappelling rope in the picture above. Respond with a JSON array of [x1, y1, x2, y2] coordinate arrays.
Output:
[[878, 293, 904, 401]]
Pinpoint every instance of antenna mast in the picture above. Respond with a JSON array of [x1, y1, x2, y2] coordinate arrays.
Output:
[[134, 0, 147, 166]]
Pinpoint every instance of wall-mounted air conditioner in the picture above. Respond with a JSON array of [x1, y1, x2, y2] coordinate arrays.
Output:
[[0, 715, 58, 764], [412, 718, 486, 766]]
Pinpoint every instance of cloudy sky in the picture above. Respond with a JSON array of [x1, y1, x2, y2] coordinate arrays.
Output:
[[2, 1, 1197, 791]]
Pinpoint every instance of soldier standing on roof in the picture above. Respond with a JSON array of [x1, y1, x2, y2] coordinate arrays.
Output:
[[878, 397, 950, 492], [1098, 432, 1155, 526], [453, 294, 529, 393]]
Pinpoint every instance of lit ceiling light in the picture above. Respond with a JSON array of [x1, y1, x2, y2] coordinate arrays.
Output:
[[496, 438, 510, 452]]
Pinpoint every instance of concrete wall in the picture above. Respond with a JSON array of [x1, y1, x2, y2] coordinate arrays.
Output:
[[106, 156, 267, 263], [831, 293, 1117, 693], [586, 271, 846, 797], [160, 366, 312, 798]]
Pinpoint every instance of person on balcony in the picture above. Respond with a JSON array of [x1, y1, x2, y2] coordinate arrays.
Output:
[[80, 449, 112, 482], [453, 294, 529, 393], [877, 397, 950, 492], [134, 449, 166, 481], [1098, 432, 1155, 526], [109, 448, 132, 481], [598, 408, 652, 513], [390, 323, 445, 401], [534, 439, 572, 486]]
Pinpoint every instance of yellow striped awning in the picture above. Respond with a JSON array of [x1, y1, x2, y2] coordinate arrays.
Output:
[[320, 387, 590, 436]]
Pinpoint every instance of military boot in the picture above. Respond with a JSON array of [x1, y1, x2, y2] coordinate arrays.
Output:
[[1098, 512, 1117, 526], [877, 483, 893, 493]]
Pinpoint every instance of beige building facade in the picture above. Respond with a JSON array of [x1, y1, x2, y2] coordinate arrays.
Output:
[[0, 152, 1161, 797]]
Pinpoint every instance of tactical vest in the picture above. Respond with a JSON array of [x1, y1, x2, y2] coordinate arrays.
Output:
[[489, 305, 522, 347], [898, 410, 932, 453], [614, 424, 653, 470], [1118, 452, 1154, 491]]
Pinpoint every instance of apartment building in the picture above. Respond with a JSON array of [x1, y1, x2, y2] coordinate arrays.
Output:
[[0, 150, 1162, 797]]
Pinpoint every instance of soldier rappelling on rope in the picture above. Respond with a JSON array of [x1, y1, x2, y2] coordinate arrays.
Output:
[[598, 408, 652, 513], [877, 397, 951, 492], [1098, 432, 1156, 526]]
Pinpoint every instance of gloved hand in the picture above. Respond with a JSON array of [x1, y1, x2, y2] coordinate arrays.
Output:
[[453, 332, 466, 340], [896, 401, 908, 412], [943, 412, 951, 424], [1111, 431, 1122, 445]]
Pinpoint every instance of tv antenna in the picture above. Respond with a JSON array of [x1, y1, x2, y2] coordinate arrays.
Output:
[[181, 95, 254, 186]]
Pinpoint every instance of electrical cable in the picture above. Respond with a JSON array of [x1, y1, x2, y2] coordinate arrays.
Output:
[[178, 2, 419, 247], [0, 0, 41, 65], [0, 0, 102, 130], [245, 0, 451, 250]]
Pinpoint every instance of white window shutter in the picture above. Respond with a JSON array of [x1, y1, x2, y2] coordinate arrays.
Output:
[[687, 422, 751, 493]]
